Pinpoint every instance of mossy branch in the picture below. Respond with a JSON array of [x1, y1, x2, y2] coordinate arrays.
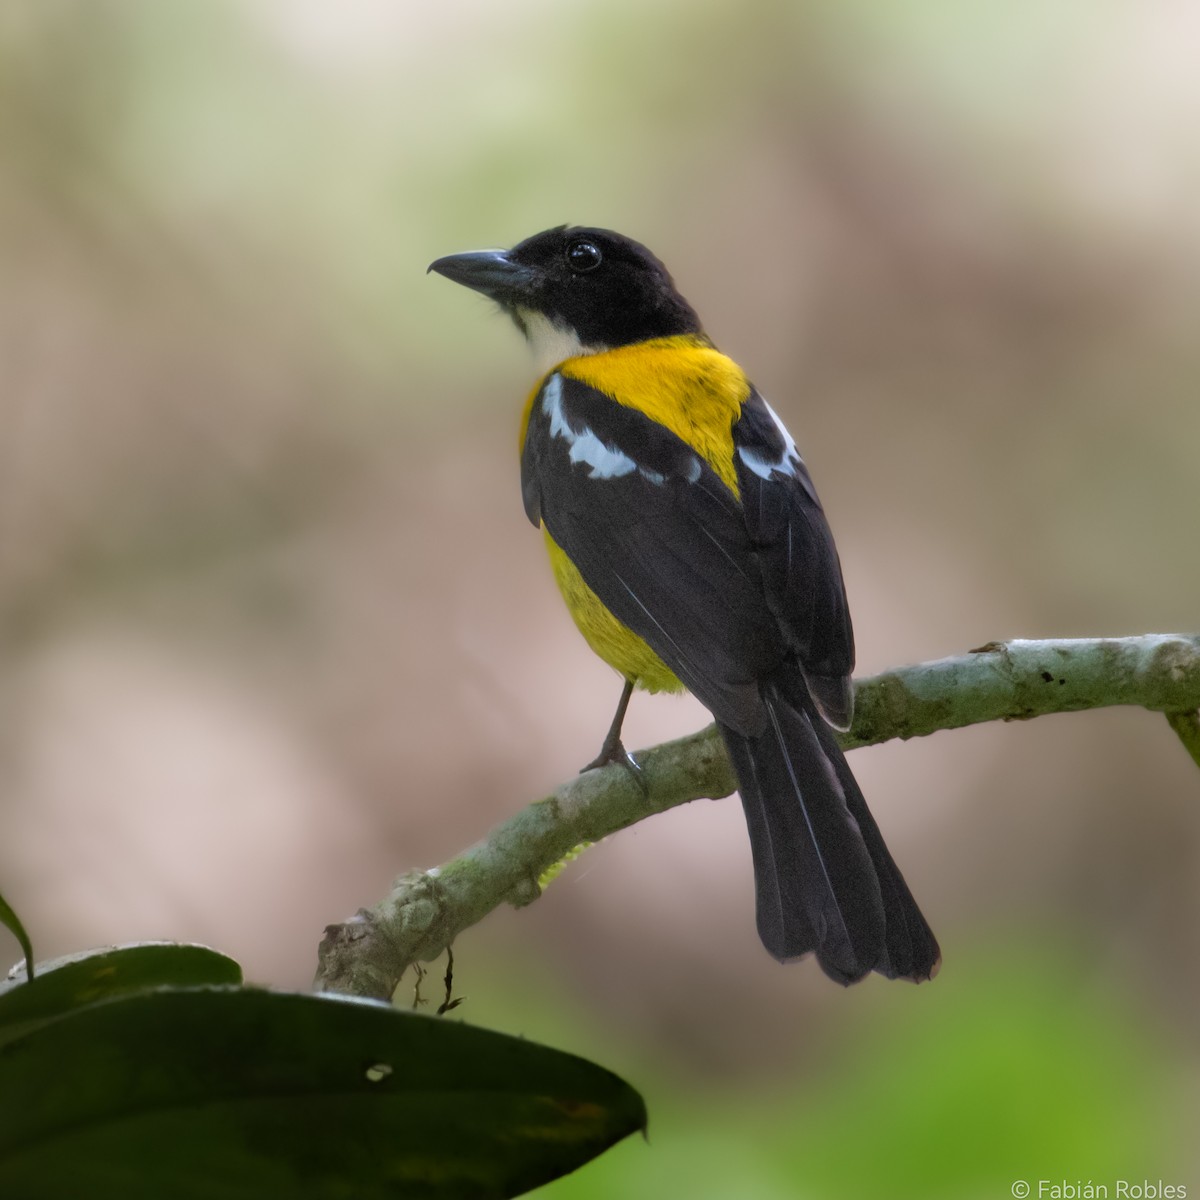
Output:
[[315, 634, 1200, 1000]]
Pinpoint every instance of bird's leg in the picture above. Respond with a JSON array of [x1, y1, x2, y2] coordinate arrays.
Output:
[[580, 678, 645, 792]]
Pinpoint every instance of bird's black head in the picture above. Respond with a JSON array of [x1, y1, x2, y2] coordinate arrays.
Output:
[[429, 226, 703, 364]]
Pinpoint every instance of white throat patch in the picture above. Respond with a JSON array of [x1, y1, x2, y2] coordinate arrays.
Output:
[[517, 308, 607, 375]]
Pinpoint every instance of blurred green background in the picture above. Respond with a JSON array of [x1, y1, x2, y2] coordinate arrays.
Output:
[[2, 1, 1198, 1195]]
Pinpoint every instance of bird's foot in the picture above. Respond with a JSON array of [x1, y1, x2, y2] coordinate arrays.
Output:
[[580, 737, 647, 796]]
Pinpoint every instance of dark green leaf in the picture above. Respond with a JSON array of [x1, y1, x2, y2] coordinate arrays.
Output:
[[0, 942, 242, 1048], [0, 892, 35, 984], [0, 986, 647, 1198]]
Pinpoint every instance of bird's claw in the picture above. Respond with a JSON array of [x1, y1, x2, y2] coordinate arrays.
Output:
[[580, 739, 648, 797]]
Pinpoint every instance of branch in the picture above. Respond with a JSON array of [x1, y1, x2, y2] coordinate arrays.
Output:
[[315, 634, 1200, 1000]]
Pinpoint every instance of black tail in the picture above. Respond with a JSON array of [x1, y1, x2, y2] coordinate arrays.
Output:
[[719, 685, 940, 985]]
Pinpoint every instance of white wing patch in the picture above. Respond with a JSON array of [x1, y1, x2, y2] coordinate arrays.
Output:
[[737, 398, 802, 480], [542, 374, 637, 479], [541, 374, 674, 485]]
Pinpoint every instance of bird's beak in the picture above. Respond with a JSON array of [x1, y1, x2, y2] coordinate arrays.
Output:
[[427, 249, 538, 302]]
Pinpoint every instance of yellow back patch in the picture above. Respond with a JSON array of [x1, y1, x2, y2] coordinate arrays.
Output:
[[556, 335, 749, 495]]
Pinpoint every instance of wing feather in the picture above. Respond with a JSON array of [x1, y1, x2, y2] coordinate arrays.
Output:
[[521, 373, 781, 735], [733, 389, 855, 727]]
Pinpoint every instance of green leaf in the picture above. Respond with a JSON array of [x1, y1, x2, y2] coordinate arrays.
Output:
[[0, 892, 35, 983], [0, 941, 242, 1048], [0, 986, 647, 1198]]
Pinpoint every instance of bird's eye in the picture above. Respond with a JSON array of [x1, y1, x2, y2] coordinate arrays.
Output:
[[565, 240, 602, 273]]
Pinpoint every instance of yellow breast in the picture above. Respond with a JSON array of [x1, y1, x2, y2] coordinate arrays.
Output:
[[543, 530, 684, 693]]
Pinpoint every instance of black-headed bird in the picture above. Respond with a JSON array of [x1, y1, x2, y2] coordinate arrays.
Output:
[[430, 226, 940, 985]]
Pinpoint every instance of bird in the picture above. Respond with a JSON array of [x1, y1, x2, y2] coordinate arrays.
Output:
[[429, 226, 940, 985]]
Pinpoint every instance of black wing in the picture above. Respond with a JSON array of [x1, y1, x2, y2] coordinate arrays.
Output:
[[732, 389, 855, 728], [521, 372, 785, 737]]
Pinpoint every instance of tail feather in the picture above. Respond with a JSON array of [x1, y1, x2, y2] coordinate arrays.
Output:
[[721, 685, 939, 985], [720, 689, 886, 984], [812, 717, 941, 981], [727, 730, 821, 963]]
